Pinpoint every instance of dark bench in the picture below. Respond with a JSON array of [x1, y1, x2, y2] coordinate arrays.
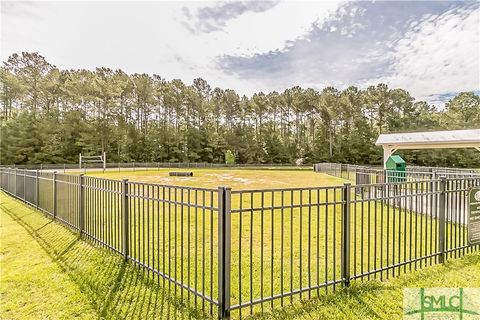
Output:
[[169, 172, 193, 177]]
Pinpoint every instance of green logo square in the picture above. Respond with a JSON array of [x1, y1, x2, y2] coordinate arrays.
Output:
[[404, 288, 480, 319]]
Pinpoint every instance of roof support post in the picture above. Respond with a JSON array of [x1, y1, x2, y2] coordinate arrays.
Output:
[[383, 146, 397, 168]]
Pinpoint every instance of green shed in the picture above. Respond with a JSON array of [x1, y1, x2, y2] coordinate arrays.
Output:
[[386, 155, 406, 182]]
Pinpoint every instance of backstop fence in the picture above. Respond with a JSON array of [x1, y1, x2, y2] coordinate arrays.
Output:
[[1, 167, 479, 319]]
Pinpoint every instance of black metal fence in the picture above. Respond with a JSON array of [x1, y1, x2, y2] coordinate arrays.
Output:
[[1, 167, 479, 319], [0, 162, 312, 172], [1, 168, 221, 317]]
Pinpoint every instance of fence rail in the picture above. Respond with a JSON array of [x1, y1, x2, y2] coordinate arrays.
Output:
[[1, 167, 479, 319], [314, 162, 480, 185], [0, 162, 312, 172]]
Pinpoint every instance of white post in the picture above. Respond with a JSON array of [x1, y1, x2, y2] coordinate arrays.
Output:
[[103, 151, 106, 173], [383, 146, 397, 168], [79, 153, 82, 169]]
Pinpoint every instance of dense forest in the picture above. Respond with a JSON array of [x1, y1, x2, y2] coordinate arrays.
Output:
[[1, 52, 479, 167]]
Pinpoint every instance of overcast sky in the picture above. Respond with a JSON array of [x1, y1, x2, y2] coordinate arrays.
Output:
[[1, 1, 479, 106]]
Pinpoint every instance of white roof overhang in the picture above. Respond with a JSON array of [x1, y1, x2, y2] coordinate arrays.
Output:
[[375, 129, 480, 150]]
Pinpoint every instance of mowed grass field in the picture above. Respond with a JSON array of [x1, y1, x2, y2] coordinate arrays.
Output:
[[60, 168, 468, 316], [1, 193, 480, 320], [85, 168, 345, 189]]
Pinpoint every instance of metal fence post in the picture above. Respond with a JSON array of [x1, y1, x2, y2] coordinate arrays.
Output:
[[23, 169, 26, 202], [432, 170, 437, 213], [122, 179, 129, 261], [14, 168, 17, 197], [438, 177, 446, 263], [53, 171, 57, 219], [341, 183, 351, 286], [35, 170, 39, 209], [79, 174, 85, 236], [218, 186, 231, 319]]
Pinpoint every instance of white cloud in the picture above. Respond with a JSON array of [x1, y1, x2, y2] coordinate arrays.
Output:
[[191, 1, 343, 57], [1, 1, 344, 93], [1, 1, 478, 105], [382, 5, 480, 101], [171, 1, 345, 91]]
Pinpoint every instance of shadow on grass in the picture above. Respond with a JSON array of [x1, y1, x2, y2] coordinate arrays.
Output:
[[1, 199, 213, 320], [3, 196, 479, 320]]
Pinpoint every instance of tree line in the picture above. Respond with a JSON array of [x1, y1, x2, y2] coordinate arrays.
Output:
[[1, 52, 479, 167]]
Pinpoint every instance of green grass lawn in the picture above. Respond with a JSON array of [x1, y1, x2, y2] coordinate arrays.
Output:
[[1, 193, 479, 319], [85, 168, 347, 189]]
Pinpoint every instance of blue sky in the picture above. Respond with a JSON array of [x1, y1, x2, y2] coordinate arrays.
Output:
[[1, 1, 479, 106]]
